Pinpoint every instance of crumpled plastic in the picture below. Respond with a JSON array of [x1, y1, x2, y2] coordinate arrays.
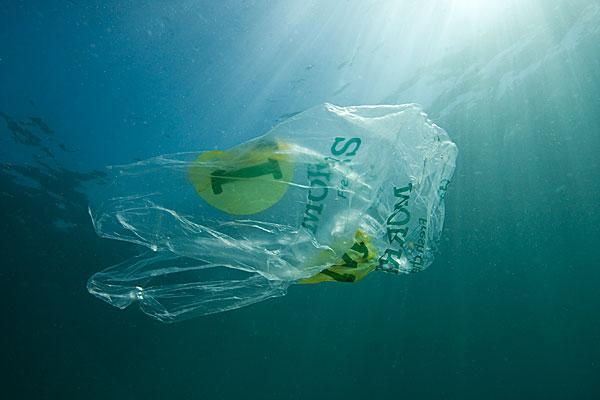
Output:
[[87, 103, 457, 322]]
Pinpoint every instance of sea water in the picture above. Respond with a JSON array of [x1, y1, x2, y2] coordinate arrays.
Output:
[[1, 1, 599, 398]]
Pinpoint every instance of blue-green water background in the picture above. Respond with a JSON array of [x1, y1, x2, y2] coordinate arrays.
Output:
[[1, 1, 599, 398]]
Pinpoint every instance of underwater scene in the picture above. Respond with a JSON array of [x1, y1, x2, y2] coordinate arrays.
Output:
[[2, 1, 599, 398]]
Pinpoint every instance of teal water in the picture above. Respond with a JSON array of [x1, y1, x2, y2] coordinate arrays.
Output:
[[1, 1, 599, 398]]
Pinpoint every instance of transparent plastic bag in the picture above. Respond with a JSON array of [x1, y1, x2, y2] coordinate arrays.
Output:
[[87, 103, 457, 322]]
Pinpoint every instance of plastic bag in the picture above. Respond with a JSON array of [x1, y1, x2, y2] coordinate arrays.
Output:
[[87, 103, 457, 322]]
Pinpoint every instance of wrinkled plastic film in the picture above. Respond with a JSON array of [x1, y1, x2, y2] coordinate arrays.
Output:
[[87, 252, 289, 322], [87, 103, 457, 321]]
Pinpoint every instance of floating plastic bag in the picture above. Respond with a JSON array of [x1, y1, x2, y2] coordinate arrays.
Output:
[[87, 103, 457, 322]]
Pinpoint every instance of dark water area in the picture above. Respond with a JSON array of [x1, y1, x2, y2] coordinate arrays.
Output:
[[2, 1, 600, 399]]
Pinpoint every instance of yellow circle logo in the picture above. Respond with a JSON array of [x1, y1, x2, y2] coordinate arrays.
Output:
[[188, 140, 294, 215]]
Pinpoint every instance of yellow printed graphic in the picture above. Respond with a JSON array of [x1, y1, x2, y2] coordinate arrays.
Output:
[[188, 140, 294, 215], [299, 230, 378, 284]]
